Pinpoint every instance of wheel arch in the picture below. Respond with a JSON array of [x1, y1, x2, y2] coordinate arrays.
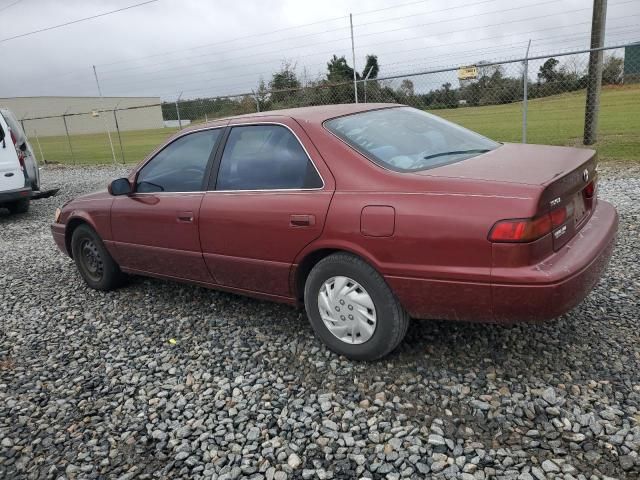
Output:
[[291, 242, 384, 302], [64, 215, 97, 258]]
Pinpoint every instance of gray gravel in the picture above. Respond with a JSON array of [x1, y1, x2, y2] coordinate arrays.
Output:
[[1, 164, 639, 480]]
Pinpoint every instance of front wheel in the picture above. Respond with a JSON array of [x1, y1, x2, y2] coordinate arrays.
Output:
[[304, 253, 410, 361], [71, 224, 124, 291]]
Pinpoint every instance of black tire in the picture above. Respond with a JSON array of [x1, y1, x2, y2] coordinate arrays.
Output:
[[71, 224, 124, 291], [7, 198, 29, 214], [304, 252, 410, 361]]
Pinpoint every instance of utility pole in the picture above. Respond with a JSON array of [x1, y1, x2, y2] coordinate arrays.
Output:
[[583, 0, 607, 145], [350, 13, 358, 103], [93, 65, 117, 164]]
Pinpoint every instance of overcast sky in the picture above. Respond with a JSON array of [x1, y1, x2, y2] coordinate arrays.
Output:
[[1, 0, 638, 100]]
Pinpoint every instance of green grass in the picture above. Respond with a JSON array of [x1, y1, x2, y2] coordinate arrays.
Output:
[[36, 127, 178, 166], [431, 84, 640, 162], [35, 84, 640, 165]]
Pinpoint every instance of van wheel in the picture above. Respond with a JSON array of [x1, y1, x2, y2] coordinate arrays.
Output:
[[304, 252, 410, 361], [7, 199, 29, 214], [71, 224, 124, 291]]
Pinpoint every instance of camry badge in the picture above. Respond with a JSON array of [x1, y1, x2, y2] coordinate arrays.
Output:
[[583, 169, 589, 183]]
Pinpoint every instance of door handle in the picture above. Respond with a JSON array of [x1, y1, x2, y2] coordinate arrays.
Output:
[[177, 211, 194, 223], [290, 214, 315, 227]]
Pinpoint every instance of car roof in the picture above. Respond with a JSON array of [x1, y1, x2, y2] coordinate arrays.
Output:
[[183, 103, 401, 133]]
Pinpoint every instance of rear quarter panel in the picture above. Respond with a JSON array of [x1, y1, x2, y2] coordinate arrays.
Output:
[[297, 118, 543, 320]]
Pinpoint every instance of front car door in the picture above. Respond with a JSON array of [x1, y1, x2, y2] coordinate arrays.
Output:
[[110, 127, 223, 283], [199, 119, 335, 299]]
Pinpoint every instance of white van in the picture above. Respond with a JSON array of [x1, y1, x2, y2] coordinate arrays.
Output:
[[0, 112, 30, 214]]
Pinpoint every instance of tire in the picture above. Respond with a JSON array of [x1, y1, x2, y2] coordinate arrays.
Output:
[[71, 224, 124, 291], [7, 199, 29, 214], [304, 252, 410, 361]]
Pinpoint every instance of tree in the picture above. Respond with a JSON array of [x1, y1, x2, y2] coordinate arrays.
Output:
[[602, 55, 624, 85], [538, 58, 560, 83], [327, 55, 357, 83], [398, 79, 415, 97], [361, 55, 379, 79], [255, 77, 269, 111], [269, 61, 301, 104]]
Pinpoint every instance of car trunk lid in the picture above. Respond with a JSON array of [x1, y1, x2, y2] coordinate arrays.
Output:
[[417, 143, 597, 250]]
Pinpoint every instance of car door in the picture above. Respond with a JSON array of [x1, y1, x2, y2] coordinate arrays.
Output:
[[110, 127, 223, 283], [199, 120, 335, 298]]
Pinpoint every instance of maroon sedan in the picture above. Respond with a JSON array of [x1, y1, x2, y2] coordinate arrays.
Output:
[[51, 104, 618, 360]]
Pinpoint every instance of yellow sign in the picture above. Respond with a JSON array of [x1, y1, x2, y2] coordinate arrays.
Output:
[[457, 66, 478, 80]]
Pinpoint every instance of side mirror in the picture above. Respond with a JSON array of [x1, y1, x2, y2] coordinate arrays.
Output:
[[109, 178, 132, 196]]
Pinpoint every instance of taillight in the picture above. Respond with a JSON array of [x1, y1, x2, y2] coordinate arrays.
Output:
[[584, 180, 596, 198], [489, 206, 569, 243], [9, 129, 25, 169], [17, 151, 26, 169]]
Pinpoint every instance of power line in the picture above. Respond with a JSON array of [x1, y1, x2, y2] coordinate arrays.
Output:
[[96, 0, 473, 68], [98, 0, 580, 79], [97, 0, 503, 74], [117, 29, 637, 100], [0, 0, 160, 43], [0, 0, 25, 14], [99, 2, 627, 85]]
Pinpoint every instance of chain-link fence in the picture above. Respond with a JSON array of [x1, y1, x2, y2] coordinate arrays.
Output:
[[18, 43, 640, 166]]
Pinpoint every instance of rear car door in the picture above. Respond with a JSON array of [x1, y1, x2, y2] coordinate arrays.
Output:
[[199, 119, 335, 298], [110, 127, 223, 283]]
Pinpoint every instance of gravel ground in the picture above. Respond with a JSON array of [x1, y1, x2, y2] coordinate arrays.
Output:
[[0, 164, 638, 480]]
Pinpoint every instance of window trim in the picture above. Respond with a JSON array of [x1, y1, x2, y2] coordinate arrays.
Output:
[[132, 125, 225, 195], [207, 121, 326, 193]]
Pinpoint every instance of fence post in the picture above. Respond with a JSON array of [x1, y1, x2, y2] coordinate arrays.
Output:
[[175, 91, 183, 129], [363, 66, 374, 104], [252, 90, 260, 112], [62, 114, 75, 165], [522, 39, 531, 144], [113, 108, 125, 164]]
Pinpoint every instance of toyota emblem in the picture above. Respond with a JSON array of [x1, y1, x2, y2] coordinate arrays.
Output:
[[582, 169, 589, 183]]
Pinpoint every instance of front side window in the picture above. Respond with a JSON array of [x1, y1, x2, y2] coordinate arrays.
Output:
[[325, 106, 500, 172], [216, 125, 323, 190], [136, 129, 220, 193]]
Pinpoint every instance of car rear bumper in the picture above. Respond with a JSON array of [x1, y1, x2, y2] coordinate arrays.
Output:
[[490, 199, 618, 322], [51, 223, 69, 256], [0, 187, 30, 205], [387, 200, 618, 323]]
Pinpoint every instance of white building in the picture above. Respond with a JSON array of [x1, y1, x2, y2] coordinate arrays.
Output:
[[0, 96, 164, 137]]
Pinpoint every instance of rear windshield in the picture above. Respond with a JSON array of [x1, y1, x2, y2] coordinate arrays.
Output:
[[324, 106, 500, 172]]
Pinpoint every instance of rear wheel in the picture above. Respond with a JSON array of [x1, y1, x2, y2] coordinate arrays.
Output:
[[71, 224, 124, 291], [7, 199, 29, 214], [304, 252, 409, 361]]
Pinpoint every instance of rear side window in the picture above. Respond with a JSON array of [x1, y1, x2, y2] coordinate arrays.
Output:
[[216, 125, 323, 190], [136, 129, 220, 193]]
